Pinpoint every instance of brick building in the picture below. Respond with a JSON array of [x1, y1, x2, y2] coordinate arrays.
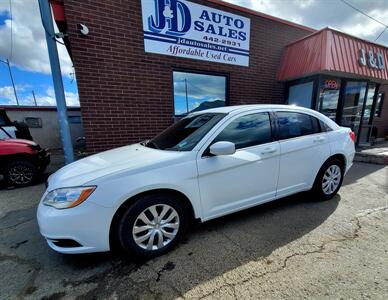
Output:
[[52, 0, 388, 152]]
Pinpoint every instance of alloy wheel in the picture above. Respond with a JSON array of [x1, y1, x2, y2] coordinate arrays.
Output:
[[132, 204, 180, 251], [8, 165, 34, 185], [322, 165, 341, 195]]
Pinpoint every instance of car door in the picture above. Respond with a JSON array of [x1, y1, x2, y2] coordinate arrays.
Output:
[[196, 111, 280, 221], [275, 111, 331, 198]]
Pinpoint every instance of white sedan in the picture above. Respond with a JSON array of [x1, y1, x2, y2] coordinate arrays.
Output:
[[37, 105, 355, 257]]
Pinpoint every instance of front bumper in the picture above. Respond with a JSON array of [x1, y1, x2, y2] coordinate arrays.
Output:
[[37, 199, 114, 254]]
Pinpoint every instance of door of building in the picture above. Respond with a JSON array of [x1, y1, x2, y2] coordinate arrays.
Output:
[[358, 83, 377, 145], [339, 81, 367, 141]]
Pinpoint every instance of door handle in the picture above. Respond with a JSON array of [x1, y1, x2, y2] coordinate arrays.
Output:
[[261, 147, 277, 154], [313, 136, 325, 143]]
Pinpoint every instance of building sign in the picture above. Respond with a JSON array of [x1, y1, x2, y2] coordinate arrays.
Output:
[[141, 0, 251, 66], [359, 49, 385, 70], [324, 79, 339, 90]]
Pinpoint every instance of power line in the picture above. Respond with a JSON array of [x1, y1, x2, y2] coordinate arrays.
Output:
[[8, 0, 13, 60], [339, 0, 388, 41], [340, 0, 388, 28], [375, 27, 388, 42]]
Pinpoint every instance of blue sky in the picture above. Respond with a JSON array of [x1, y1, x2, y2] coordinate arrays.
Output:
[[0, 63, 78, 106], [0, 10, 9, 26], [173, 72, 226, 115], [0, 0, 79, 107]]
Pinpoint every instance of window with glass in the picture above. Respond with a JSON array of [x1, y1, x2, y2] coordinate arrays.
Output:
[[24, 117, 42, 128], [276, 112, 321, 140], [173, 71, 227, 116], [146, 113, 226, 151], [358, 84, 376, 145], [362, 84, 376, 124], [212, 113, 272, 150], [340, 81, 367, 138], [317, 78, 341, 121], [375, 92, 385, 117], [287, 81, 314, 108]]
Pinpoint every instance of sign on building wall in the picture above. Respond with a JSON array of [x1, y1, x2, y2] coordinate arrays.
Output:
[[358, 49, 385, 70], [141, 0, 251, 66]]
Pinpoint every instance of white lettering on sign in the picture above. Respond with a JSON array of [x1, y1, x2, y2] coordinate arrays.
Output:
[[359, 48, 385, 70], [141, 0, 251, 66]]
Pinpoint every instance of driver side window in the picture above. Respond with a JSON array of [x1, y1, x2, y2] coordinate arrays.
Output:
[[212, 112, 272, 150]]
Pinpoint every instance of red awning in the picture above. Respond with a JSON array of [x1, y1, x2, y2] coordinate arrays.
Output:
[[50, 0, 66, 21], [49, 0, 72, 61], [278, 27, 388, 82]]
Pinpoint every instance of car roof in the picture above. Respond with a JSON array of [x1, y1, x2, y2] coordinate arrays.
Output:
[[191, 104, 313, 114], [190, 104, 340, 129]]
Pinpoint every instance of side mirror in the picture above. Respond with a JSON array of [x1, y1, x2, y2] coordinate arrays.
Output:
[[209, 141, 236, 156]]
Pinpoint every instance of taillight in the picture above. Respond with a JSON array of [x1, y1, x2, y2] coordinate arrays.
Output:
[[349, 131, 355, 142]]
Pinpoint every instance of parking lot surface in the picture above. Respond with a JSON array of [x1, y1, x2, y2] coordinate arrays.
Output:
[[0, 162, 387, 299]]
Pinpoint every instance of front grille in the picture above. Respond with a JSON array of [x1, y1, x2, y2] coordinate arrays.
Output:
[[50, 239, 82, 248]]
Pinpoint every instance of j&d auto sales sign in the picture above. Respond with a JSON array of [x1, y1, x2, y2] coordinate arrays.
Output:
[[141, 0, 251, 66]]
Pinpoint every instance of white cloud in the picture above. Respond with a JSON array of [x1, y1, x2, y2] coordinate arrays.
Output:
[[224, 0, 388, 46], [36, 87, 80, 107], [0, 86, 16, 104], [174, 72, 226, 100], [340, 8, 388, 41], [0, 86, 79, 107], [0, 0, 73, 76], [295, 0, 315, 9]]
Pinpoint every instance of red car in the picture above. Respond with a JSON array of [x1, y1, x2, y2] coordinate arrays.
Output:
[[0, 138, 50, 187]]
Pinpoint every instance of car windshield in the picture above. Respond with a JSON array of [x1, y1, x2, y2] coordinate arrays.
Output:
[[145, 113, 226, 151]]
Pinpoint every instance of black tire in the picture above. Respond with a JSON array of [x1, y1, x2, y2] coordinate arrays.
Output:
[[4, 160, 37, 187], [117, 193, 188, 259], [312, 158, 344, 201]]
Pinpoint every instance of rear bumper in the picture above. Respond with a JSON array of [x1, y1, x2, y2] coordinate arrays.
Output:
[[345, 151, 355, 175]]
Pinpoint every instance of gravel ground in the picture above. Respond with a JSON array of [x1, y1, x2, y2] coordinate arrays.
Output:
[[0, 161, 387, 299]]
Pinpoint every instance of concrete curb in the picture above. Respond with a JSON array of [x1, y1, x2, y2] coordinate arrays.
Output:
[[354, 153, 388, 165]]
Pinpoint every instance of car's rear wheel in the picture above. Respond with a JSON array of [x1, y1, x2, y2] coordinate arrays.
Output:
[[117, 193, 188, 258], [4, 160, 37, 187], [312, 158, 344, 200]]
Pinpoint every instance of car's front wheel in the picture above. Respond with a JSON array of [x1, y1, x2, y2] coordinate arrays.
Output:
[[117, 193, 188, 258], [4, 160, 37, 187], [312, 158, 344, 200]]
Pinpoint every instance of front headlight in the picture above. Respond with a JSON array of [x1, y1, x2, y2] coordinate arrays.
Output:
[[43, 186, 96, 209]]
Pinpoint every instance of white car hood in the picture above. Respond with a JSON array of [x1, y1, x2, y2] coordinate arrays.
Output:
[[47, 144, 185, 190]]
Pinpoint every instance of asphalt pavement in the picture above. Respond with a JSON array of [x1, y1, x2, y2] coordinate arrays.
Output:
[[0, 162, 387, 299]]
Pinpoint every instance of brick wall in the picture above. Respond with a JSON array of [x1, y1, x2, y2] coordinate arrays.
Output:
[[63, 0, 312, 153]]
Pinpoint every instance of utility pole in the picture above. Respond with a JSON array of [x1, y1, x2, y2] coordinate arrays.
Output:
[[184, 78, 189, 114], [0, 58, 19, 105], [39, 0, 74, 164], [32, 90, 37, 106]]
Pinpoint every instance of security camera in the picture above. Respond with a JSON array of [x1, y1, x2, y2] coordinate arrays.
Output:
[[77, 23, 89, 35]]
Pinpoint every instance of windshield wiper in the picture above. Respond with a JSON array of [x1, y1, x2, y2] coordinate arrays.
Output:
[[145, 140, 160, 150]]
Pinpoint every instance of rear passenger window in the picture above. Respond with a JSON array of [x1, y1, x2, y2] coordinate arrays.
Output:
[[311, 117, 321, 134], [213, 112, 272, 149], [320, 120, 333, 132], [277, 112, 321, 140]]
